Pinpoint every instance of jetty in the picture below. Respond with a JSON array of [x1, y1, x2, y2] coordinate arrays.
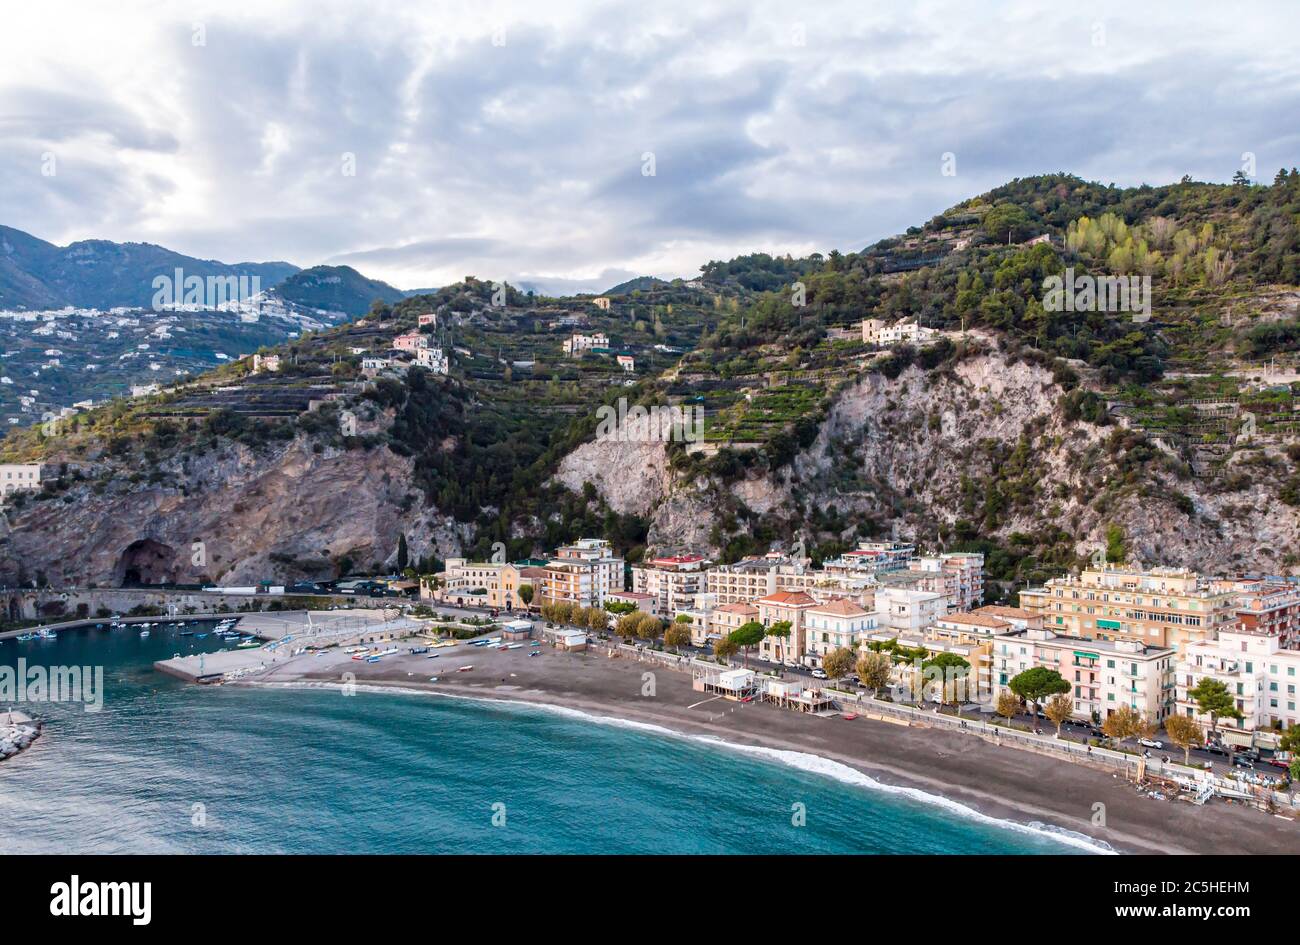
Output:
[[1, 708, 41, 761], [154, 609, 423, 683]]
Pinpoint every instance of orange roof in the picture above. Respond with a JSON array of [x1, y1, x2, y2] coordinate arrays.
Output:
[[715, 602, 759, 614], [757, 591, 818, 607], [808, 599, 871, 617]]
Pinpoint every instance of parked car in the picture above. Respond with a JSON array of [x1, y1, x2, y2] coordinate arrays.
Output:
[[1232, 755, 1255, 769], [1138, 737, 1163, 750], [810, 668, 828, 680]]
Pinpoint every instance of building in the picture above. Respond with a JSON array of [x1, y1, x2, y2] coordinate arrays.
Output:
[[606, 590, 655, 614], [1018, 565, 1238, 655], [707, 554, 875, 607], [426, 560, 529, 610], [1228, 580, 1300, 649], [252, 353, 281, 373], [865, 620, 1007, 703], [541, 538, 624, 608], [875, 586, 946, 633], [393, 331, 428, 352], [706, 602, 759, 649], [993, 628, 1176, 723], [361, 356, 391, 374], [972, 604, 1044, 631], [617, 354, 635, 372], [823, 541, 916, 577], [416, 346, 449, 375], [592, 297, 612, 311], [1176, 629, 1300, 735], [418, 313, 437, 327], [861, 319, 939, 347], [907, 553, 984, 611], [630, 554, 710, 615], [0, 463, 42, 498], [562, 332, 609, 356], [755, 591, 820, 665], [803, 599, 877, 668]]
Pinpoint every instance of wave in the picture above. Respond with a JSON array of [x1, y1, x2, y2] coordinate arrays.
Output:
[[251, 678, 1118, 855]]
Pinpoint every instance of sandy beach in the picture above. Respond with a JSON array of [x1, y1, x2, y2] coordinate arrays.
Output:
[[243, 639, 1299, 855]]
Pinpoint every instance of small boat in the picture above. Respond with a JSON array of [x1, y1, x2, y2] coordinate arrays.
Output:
[[36, 629, 57, 639], [365, 655, 381, 663], [236, 640, 260, 649], [456, 665, 474, 672], [179, 630, 194, 636], [139, 630, 150, 638], [196, 633, 209, 639], [15, 633, 36, 642]]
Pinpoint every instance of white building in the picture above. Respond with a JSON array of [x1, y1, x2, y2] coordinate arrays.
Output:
[[1176, 629, 1300, 735], [630, 553, 710, 615], [417, 346, 449, 375], [0, 463, 42, 498], [907, 553, 985, 611], [562, 332, 609, 356], [541, 538, 625, 608], [875, 587, 946, 633], [861, 319, 940, 347], [803, 599, 878, 668]]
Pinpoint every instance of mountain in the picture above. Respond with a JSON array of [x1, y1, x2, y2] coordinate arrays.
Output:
[[5, 172, 1300, 592], [0, 225, 299, 311], [268, 265, 405, 317], [601, 276, 669, 295]]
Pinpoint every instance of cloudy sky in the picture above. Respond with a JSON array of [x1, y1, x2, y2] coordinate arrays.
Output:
[[3, 1, 1299, 295]]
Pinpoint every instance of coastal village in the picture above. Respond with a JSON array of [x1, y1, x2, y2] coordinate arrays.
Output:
[[415, 536, 1300, 817]]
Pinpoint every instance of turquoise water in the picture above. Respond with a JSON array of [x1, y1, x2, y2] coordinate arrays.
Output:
[[0, 624, 1093, 854]]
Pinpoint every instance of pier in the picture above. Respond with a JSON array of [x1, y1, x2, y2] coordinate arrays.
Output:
[[0, 708, 40, 761], [153, 609, 423, 683]]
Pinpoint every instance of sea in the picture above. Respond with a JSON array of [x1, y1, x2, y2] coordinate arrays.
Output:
[[0, 620, 1107, 854]]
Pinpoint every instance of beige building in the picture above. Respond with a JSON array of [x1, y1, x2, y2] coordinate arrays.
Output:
[[803, 599, 877, 668], [755, 591, 820, 666], [0, 463, 42, 499], [707, 554, 874, 607], [541, 538, 624, 608], [631, 554, 710, 615], [425, 560, 528, 610], [706, 602, 760, 649], [907, 553, 984, 611], [1018, 565, 1237, 655]]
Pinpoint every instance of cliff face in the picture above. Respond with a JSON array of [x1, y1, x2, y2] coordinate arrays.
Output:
[[0, 436, 469, 587], [576, 348, 1300, 575]]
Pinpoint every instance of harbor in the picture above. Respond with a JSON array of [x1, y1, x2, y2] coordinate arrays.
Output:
[[153, 609, 425, 683]]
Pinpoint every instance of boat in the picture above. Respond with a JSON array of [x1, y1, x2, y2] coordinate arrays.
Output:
[[456, 665, 473, 672], [179, 630, 194, 636], [36, 629, 57, 639], [236, 640, 260, 649], [15, 633, 36, 642], [139, 630, 150, 638]]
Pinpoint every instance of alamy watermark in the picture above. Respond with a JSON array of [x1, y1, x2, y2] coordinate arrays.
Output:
[[1, 659, 104, 712], [595, 398, 704, 443], [1042, 267, 1151, 322]]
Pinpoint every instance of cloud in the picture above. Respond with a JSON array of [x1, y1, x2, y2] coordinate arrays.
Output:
[[1, 0, 1299, 293]]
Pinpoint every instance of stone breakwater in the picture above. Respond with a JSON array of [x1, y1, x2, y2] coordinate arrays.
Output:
[[0, 709, 41, 761]]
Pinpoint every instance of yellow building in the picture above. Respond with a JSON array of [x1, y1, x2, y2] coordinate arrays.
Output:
[[1019, 565, 1237, 656]]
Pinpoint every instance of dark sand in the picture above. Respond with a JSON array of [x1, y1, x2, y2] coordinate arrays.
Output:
[[248, 642, 1300, 855]]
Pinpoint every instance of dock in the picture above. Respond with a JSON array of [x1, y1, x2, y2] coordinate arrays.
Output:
[[153, 609, 424, 683]]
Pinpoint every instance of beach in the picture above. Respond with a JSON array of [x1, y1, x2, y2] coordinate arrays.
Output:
[[245, 640, 1299, 855]]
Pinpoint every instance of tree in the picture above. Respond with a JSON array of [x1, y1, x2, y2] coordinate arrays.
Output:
[[1279, 725, 1300, 782], [632, 613, 663, 641], [517, 584, 534, 607], [396, 533, 409, 571], [1044, 693, 1074, 736], [1008, 667, 1070, 722], [995, 691, 1020, 726], [713, 635, 739, 662], [1188, 677, 1242, 740], [922, 651, 970, 707], [764, 620, 792, 663], [856, 651, 893, 698], [664, 621, 692, 653], [821, 647, 855, 686], [1101, 705, 1152, 751], [729, 621, 766, 667], [615, 612, 641, 640], [1165, 714, 1204, 766]]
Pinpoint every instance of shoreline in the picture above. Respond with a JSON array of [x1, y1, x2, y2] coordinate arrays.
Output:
[[236, 642, 1299, 854]]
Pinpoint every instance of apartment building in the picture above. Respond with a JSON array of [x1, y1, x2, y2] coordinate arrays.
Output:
[[0, 463, 42, 498], [606, 590, 655, 613], [416, 346, 449, 375], [971, 605, 1043, 631], [393, 331, 428, 352], [755, 591, 820, 666], [1176, 629, 1300, 735], [541, 538, 624, 608], [707, 554, 874, 606], [865, 620, 1006, 703], [861, 318, 940, 347], [631, 554, 710, 615], [706, 602, 760, 649], [1018, 565, 1238, 655], [907, 553, 985, 611], [993, 628, 1176, 723], [875, 586, 947, 634], [803, 600, 877, 669], [823, 540, 916, 577], [1229, 580, 1300, 649]]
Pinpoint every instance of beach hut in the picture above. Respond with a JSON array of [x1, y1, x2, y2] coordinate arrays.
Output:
[[501, 620, 534, 641]]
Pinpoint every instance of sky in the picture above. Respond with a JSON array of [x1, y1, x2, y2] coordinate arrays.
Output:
[[2, 0, 1300, 295]]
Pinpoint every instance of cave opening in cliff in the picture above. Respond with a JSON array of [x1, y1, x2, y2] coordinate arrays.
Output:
[[115, 539, 178, 587]]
